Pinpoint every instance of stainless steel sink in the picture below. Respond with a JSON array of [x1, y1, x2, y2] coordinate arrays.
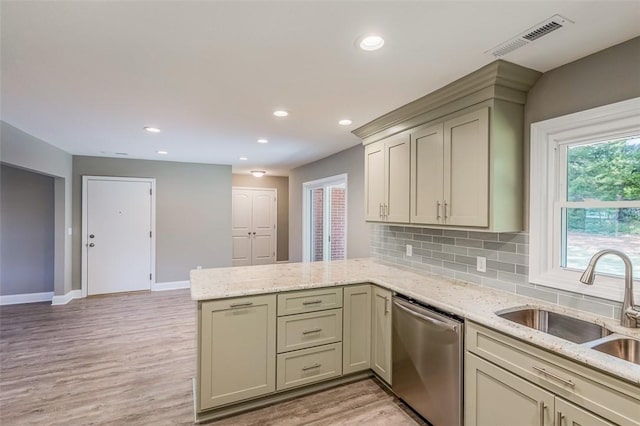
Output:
[[498, 308, 612, 344], [591, 338, 640, 365]]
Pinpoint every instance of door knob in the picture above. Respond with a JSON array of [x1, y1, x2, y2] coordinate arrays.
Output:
[[89, 243, 95, 247], [89, 234, 95, 239]]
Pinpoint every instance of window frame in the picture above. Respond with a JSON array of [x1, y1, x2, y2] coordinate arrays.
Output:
[[529, 97, 640, 303]]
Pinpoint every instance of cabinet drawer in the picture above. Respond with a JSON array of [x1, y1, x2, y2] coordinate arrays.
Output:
[[277, 309, 342, 353], [466, 322, 640, 426], [276, 343, 343, 391], [277, 288, 343, 316]]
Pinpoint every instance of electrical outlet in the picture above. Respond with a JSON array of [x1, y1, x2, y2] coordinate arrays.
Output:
[[406, 244, 413, 257], [476, 256, 487, 273], [196, 265, 202, 270]]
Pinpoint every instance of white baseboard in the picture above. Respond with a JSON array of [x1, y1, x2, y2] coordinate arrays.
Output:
[[276, 260, 289, 264], [0, 291, 54, 305], [152, 280, 190, 291], [52, 289, 82, 306]]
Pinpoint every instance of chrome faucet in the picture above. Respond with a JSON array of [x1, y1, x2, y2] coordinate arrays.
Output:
[[580, 249, 639, 328]]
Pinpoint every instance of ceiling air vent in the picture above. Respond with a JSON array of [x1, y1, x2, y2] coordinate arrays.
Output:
[[486, 14, 573, 57]]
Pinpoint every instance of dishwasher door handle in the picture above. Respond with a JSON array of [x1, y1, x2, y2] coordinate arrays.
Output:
[[393, 300, 458, 332]]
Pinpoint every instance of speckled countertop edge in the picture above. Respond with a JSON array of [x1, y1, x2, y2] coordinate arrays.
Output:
[[190, 258, 640, 385]]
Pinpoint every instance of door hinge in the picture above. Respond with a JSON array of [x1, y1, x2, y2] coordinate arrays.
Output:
[[149, 273, 152, 280], [149, 231, 152, 238], [150, 188, 152, 196]]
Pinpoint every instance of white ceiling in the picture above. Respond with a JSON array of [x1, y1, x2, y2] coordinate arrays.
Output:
[[2, 1, 639, 176]]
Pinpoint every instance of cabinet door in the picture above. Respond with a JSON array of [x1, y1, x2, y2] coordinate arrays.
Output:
[[199, 295, 276, 410], [364, 141, 385, 221], [343, 285, 372, 374], [371, 286, 392, 385], [410, 123, 444, 224], [555, 399, 615, 426], [444, 108, 489, 227], [385, 134, 411, 223], [465, 353, 554, 426]]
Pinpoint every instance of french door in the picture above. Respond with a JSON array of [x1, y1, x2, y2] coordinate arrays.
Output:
[[303, 174, 347, 262]]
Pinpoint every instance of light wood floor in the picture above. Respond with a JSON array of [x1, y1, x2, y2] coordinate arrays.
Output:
[[0, 289, 425, 425]]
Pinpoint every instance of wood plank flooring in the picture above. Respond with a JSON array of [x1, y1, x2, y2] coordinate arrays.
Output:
[[1, 290, 425, 425]]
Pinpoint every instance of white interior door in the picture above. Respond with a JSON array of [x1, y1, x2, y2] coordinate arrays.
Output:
[[231, 188, 276, 266], [231, 189, 252, 266], [251, 190, 276, 265], [85, 178, 153, 295]]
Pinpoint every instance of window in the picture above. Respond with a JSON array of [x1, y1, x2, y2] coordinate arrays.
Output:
[[530, 98, 640, 302], [302, 174, 347, 262]]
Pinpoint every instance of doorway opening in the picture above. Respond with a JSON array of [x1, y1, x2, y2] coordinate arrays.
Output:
[[303, 174, 347, 262]]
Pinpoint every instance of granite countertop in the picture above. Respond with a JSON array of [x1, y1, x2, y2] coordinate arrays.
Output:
[[190, 257, 640, 385]]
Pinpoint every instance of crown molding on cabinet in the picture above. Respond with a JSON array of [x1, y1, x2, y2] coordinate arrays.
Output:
[[353, 60, 541, 145]]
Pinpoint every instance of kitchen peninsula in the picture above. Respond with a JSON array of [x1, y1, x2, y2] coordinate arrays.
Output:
[[190, 258, 640, 425]]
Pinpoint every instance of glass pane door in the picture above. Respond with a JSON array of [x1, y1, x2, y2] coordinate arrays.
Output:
[[304, 175, 347, 262]]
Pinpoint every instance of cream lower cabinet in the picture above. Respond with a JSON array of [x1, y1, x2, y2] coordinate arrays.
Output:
[[343, 285, 372, 374], [198, 294, 276, 411], [371, 286, 392, 385], [466, 322, 639, 426], [364, 134, 410, 223], [466, 353, 616, 426], [466, 352, 554, 426]]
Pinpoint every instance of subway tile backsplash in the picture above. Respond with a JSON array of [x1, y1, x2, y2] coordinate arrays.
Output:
[[369, 224, 623, 320]]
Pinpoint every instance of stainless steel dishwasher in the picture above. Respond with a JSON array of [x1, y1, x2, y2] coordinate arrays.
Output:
[[392, 295, 463, 426]]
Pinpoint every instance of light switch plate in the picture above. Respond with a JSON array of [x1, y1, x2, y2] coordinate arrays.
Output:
[[406, 244, 413, 257]]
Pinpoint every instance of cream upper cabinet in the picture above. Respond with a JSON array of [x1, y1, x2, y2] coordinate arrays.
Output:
[[364, 135, 410, 222], [410, 123, 444, 224], [343, 284, 372, 374], [371, 286, 392, 385], [198, 295, 276, 411], [355, 60, 542, 232], [364, 141, 386, 221], [443, 108, 489, 227]]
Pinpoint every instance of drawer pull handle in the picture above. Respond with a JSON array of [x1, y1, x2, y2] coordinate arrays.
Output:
[[302, 300, 323, 305], [302, 363, 321, 371], [229, 302, 253, 308], [302, 328, 322, 335], [533, 366, 575, 387]]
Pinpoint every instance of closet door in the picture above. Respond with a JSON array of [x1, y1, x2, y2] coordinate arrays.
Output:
[[231, 189, 252, 266], [232, 188, 277, 266], [251, 190, 276, 265]]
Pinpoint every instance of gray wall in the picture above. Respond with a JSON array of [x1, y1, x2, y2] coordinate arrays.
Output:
[[523, 36, 640, 225], [0, 121, 73, 296], [73, 156, 232, 286], [232, 174, 289, 261], [1, 165, 55, 295], [289, 144, 368, 262]]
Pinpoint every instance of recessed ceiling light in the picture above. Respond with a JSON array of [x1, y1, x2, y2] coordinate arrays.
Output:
[[251, 170, 266, 178], [273, 110, 289, 117], [339, 119, 353, 126], [239, 156, 248, 161], [358, 34, 385, 51], [144, 126, 161, 133], [157, 150, 168, 155], [257, 138, 269, 144]]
